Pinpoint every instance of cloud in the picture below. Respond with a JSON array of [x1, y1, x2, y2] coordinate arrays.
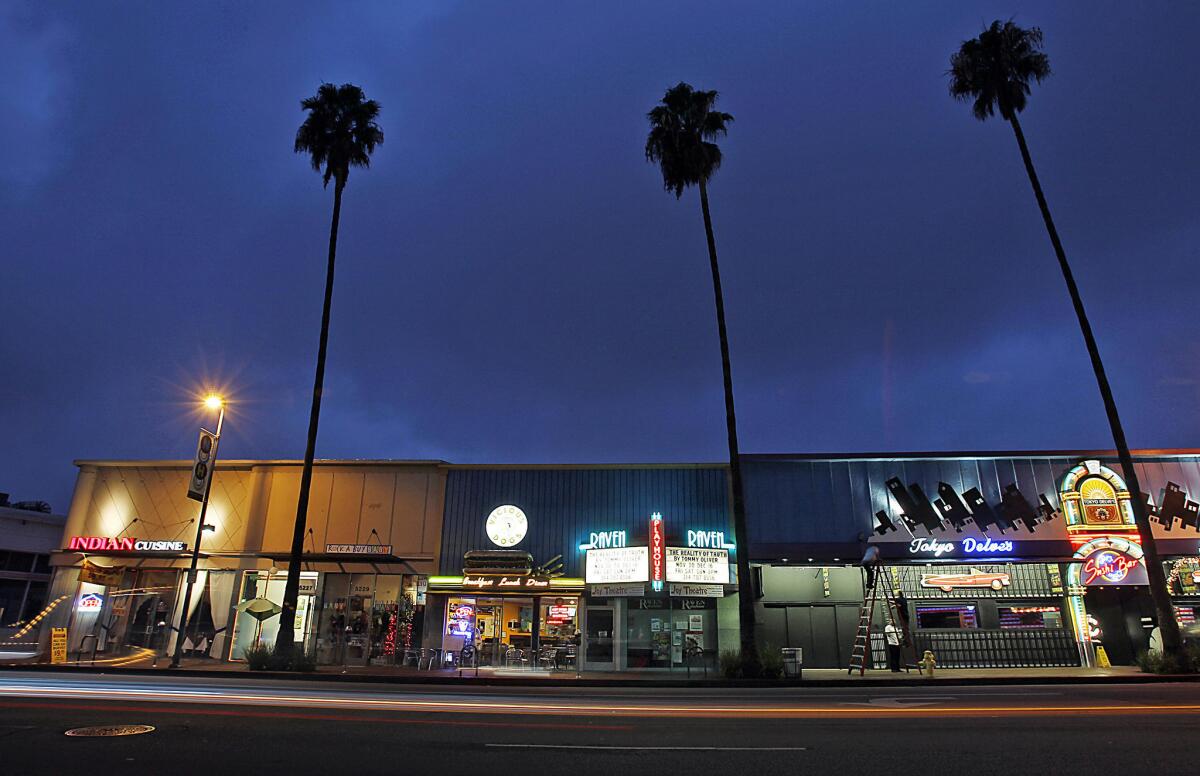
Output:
[[0, 5, 75, 192]]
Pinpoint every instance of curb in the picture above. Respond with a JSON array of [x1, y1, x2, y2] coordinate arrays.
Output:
[[3, 663, 1198, 688]]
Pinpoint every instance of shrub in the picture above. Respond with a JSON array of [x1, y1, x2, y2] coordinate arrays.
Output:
[[758, 646, 784, 680], [1136, 644, 1200, 674], [720, 649, 742, 679], [243, 644, 271, 671], [719, 647, 786, 679], [242, 644, 318, 672]]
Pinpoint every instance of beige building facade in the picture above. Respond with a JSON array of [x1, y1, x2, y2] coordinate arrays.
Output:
[[46, 459, 446, 666]]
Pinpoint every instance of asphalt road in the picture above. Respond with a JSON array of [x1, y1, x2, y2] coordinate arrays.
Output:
[[0, 672, 1196, 775]]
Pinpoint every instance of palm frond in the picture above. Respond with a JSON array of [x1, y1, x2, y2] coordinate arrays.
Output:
[[295, 82, 384, 187], [644, 82, 733, 198], [947, 20, 1050, 121]]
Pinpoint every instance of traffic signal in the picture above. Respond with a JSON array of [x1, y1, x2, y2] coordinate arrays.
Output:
[[186, 429, 218, 501]]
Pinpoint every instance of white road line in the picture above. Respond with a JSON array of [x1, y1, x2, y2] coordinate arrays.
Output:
[[486, 744, 809, 751]]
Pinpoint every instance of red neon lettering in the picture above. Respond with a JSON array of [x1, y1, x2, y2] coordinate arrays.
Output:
[[649, 515, 665, 582], [1083, 553, 1135, 584]]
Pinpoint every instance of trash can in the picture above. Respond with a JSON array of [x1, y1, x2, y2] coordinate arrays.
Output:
[[781, 647, 803, 679]]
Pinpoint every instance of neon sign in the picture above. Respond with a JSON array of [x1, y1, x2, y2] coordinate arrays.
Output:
[[578, 530, 628, 551], [461, 575, 550, 589], [68, 537, 187, 552], [687, 530, 734, 549], [650, 512, 665, 592], [908, 537, 1014, 557], [77, 593, 105, 610], [908, 538, 955, 556], [1082, 550, 1139, 585]]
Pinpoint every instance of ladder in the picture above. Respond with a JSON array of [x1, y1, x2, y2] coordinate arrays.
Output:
[[848, 566, 915, 675]]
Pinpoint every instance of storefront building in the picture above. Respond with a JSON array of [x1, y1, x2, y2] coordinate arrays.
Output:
[[425, 465, 739, 672], [742, 451, 1200, 668], [43, 459, 446, 665]]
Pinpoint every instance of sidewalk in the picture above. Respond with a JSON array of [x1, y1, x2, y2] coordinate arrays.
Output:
[[4, 653, 1190, 687]]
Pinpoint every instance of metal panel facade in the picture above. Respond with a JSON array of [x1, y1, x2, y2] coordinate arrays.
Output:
[[743, 453, 1200, 558], [439, 466, 732, 576]]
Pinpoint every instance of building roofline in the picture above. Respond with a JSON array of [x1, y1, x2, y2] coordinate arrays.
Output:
[[73, 459, 449, 468], [740, 448, 1200, 462]]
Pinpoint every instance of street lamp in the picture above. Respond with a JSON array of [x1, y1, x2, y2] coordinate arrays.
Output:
[[170, 394, 225, 668]]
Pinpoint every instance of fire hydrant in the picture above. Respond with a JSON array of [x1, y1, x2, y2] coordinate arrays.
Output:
[[920, 650, 937, 678]]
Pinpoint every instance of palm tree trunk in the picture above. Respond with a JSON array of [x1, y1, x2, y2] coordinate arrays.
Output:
[[1008, 114, 1182, 656], [276, 177, 345, 656], [698, 179, 761, 675]]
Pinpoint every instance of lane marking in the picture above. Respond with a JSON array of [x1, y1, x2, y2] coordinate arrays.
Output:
[[486, 744, 809, 751], [0, 684, 1197, 719], [0, 701, 634, 730]]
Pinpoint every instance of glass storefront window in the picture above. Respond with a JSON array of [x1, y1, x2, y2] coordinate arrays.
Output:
[[315, 574, 422, 666], [229, 570, 317, 660], [998, 605, 1063, 629], [916, 604, 978, 629]]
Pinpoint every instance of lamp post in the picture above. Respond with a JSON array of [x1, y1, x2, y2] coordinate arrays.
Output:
[[170, 394, 225, 668]]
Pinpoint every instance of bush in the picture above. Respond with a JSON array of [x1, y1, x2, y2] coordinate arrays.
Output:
[[243, 644, 271, 671], [242, 644, 318, 672], [1136, 644, 1200, 674], [720, 647, 786, 680], [720, 649, 742, 679], [758, 647, 784, 680]]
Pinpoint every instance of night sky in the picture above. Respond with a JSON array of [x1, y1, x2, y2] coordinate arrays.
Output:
[[4, 2, 1199, 512]]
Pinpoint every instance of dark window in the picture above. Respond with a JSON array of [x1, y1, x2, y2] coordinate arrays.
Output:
[[0, 579, 28, 624], [4, 552, 34, 572], [33, 554, 51, 574], [21, 581, 47, 621], [915, 605, 978, 629]]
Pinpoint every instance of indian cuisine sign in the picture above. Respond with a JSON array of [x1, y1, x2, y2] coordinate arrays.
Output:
[[68, 537, 186, 552]]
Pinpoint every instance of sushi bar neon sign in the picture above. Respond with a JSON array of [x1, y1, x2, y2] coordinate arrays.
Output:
[[1082, 550, 1138, 585]]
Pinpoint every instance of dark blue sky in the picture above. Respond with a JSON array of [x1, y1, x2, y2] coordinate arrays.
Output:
[[4, 1, 1199, 511]]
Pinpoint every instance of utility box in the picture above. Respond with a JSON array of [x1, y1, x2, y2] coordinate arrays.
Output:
[[781, 647, 803, 678]]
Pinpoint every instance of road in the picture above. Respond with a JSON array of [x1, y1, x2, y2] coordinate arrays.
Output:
[[0, 671, 1195, 774]]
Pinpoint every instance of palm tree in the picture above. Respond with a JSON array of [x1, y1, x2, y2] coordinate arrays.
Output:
[[645, 82, 761, 675], [949, 21, 1183, 658], [275, 83, 383, 657]]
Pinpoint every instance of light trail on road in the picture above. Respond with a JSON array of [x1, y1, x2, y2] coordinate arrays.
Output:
[[0, 675, 1197, 719]]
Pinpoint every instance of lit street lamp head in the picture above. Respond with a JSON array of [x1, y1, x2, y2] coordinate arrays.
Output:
[[204, 395, 224, 410]]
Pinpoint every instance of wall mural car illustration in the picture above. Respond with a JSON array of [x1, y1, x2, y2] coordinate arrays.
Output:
[[920, 569, 1012, 592]]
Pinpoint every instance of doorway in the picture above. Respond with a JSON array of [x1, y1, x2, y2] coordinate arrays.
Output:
[[583, 605, 616, 670]]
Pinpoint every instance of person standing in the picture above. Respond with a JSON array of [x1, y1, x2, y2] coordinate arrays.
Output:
[[884, 622, 902, 672]]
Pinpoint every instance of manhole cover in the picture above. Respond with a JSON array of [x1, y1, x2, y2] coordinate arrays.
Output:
[[65, 725, 156, 737]]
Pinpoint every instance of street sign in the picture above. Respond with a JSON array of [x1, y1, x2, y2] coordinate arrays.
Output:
[[51, 628, 67, 664], [186, 429, 218, 501]]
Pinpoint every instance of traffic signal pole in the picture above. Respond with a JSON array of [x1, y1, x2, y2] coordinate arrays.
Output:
[[169, 404, 224, 668]]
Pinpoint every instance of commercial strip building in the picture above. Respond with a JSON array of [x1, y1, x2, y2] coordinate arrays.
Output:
[[0, 501, 64, 629], [42, 460, 738, 672], [38, 450, 1200, 671], [742, 451, 1200, 668], [43, 460, 445, 664]]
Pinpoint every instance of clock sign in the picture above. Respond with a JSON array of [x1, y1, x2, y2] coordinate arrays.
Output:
[[486, 505, 528, 547]]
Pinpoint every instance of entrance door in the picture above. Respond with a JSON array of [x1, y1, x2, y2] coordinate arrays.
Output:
[[583, 606, 616, 670], [1087, 587, 1152, 665]]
